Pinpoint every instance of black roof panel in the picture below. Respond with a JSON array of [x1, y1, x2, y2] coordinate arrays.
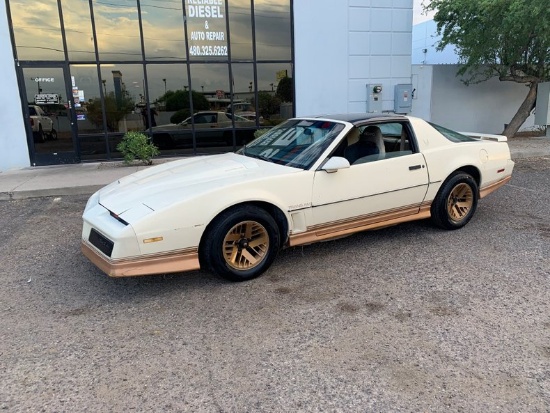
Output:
[[307, 113, 408, 125]]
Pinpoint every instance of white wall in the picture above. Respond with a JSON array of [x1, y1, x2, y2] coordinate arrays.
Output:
[[294, 0, 413, 116], [410, 64, 432, 120], [416, 65, 535, 134], [0, 1, 30, 171]]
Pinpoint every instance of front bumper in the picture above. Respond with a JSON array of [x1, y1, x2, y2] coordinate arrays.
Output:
[[81, 240, 200, 277]]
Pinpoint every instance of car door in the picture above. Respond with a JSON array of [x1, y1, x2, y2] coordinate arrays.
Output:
[[310, 121, 429, 230]]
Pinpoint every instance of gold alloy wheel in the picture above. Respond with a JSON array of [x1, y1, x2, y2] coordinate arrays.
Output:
[[446, 183, 474, 223], [222, 220, 269, 270]]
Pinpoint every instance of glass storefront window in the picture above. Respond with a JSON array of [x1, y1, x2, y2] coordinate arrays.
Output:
[[70, 65, 107, 160], [93, 0, 142, 61], [257, 63, 293, 125], [228, 0, 253, 60], [10, 0, 65, 61], [254, 0, 292, 61], [140, 0, 187, 61], [62, 0, 96, 61], [185, 0, 229, 62], [145, 64, 194, 155], [7, 0, 294, 165]]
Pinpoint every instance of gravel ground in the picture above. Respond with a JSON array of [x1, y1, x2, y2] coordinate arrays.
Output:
[[0, 158, 549, 412]]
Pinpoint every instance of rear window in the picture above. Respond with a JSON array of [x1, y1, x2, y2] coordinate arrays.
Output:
[[429, 122, 477, 143]]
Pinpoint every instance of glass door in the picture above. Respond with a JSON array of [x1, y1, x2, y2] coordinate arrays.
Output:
[[19, 64, 79, 165]]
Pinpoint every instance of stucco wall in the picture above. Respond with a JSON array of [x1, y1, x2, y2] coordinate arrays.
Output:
[[294, 0, 413, 116], [0, 2, 30, 171], [412, 64, 535, 134]]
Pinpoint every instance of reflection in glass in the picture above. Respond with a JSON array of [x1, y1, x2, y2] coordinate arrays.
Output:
[[10, 0, 65, 60], [254, 0, 291, 60], [140, 0, 186, 61], [146, 64, 194, 155], [76, 64, 143, 157], [61, 0, 96, 61], [70, 65, 107, 160], [229, 63, 258, 122], [92, 0, 142, 61], [256, 63, 293, 124], [190, 64, 255, 152], [21, 67, 71, 154], [228, 0, 253, 60]]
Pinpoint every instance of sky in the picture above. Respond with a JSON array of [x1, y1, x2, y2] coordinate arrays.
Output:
[[413, 0, 435, 25]]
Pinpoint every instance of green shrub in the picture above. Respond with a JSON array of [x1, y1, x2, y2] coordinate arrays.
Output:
[[170, 109, 191, 124], [116, 131, 160, 165]]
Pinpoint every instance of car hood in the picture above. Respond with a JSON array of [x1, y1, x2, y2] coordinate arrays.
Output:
[[98, 153, 299, 216]]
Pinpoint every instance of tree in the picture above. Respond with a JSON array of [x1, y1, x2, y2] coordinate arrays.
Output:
[[253, 91, 281, 119], [165, 90, 209, 112], [425, 0, 550, 137], [86, 91, 134, 132], [276, 76, 293, 102]]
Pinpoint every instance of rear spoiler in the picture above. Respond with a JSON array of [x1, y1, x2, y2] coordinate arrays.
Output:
[[459, 132, 508, 142]]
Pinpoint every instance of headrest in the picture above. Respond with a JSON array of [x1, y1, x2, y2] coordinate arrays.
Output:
[[360, 126, 381, 141]]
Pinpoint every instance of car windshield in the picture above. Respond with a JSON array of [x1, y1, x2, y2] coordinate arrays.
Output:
[[240, 119, 345, 169]]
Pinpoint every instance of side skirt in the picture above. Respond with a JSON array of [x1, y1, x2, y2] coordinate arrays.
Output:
[[288, 203, 432, 247]]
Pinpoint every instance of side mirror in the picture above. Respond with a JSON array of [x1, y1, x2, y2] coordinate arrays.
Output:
[[321, 156, 350, 173]]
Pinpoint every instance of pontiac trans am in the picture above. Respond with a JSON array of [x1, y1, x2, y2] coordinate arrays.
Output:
[[82, 113, 514, 281]]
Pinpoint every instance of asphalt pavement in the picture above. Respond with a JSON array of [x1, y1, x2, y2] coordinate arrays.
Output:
[[0, 136, 549, 201]]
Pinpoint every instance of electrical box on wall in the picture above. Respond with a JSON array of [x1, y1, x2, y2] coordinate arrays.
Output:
[[366, 84, 383, 113], [394, 84, 413, 114]]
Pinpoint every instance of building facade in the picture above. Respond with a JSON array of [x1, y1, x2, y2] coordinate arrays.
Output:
[[0, 0, 413, 171]]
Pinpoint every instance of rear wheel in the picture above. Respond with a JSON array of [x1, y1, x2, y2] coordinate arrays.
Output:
[[431, 172, 478, 230], [201, 205, 280, 281], [48, 129, 58, 140]]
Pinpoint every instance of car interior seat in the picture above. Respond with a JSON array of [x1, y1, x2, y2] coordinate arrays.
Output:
[[345, 125, 385, 164]]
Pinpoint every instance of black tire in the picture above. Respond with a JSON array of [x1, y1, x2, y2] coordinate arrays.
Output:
[[153, 133, 173, 150], [35, 126, 46, 143], [49, 129, 58, 140], [201, 205, 280, 282], [223, 131, 233, 147], [431, 172, 478, 230]]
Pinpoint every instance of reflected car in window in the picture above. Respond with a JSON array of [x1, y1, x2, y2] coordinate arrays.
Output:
[[151, 111, 255, 149]]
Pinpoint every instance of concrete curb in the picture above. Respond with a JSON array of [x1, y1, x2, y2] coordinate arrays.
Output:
[[0, 185, 105, 201]]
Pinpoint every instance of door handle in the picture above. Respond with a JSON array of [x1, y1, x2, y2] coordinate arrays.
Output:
[[409, 165, 422, 171]]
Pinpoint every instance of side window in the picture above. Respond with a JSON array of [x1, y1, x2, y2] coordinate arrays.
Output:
[[344, 122, 415, 165]]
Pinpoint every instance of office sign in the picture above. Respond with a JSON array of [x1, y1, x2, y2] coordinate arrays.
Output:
[[186, 0, 227, 57]]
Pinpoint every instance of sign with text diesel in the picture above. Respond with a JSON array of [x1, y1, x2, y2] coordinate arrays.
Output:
[[186, 0, 227, 58]]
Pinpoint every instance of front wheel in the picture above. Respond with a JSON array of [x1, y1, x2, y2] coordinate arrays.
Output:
[[431, 172, 478, 230], [34, 126, 46, 143], [200, 205, 280, 282]]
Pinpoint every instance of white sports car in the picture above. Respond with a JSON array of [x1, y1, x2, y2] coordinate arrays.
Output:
[[82, 114, 514, 281]]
